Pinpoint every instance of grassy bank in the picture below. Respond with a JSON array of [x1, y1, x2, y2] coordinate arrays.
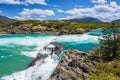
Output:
[[87, 60, 120, 80], [86, 47, 120, 80]]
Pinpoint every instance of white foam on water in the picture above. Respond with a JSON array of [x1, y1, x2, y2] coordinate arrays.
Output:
[[55, 34, 99, 43], [0, 33, 99, 46], [1, 33, 100, 80], [0, 36, 56, 46], [39, 50, 51, 55], [0, 35, 56, 58], [1, 55, 58, 80], [20, 36, 56, 58], [1, 35, 58, 80]]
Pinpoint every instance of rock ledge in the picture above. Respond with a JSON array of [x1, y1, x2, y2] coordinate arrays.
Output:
[[50, 49, 97, 80]]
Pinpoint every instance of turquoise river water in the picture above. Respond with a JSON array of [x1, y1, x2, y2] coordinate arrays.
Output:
[[0, 29, 103, 80]]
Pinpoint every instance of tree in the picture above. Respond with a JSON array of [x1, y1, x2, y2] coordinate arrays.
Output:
[[100, 23, 120, 59]]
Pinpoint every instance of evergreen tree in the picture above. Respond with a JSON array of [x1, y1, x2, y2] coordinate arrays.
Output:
[[100, 23, 120, 59]]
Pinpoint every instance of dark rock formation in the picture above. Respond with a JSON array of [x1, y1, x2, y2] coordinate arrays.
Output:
[[44, 42, 64, 56], [58, 31, 66, 36], [50, 49, 97, 80], [29, 42, 64, 67]]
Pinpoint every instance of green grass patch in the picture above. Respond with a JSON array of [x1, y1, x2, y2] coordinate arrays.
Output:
[[86, 60, 120, 80]]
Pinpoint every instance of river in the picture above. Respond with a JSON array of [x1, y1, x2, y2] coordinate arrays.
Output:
[[0, 29, 102, 80]]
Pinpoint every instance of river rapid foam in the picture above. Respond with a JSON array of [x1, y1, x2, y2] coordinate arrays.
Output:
[[1, 32, 100, 80]]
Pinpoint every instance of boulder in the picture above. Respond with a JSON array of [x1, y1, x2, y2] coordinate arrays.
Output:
[[58, 31, 66, 36]]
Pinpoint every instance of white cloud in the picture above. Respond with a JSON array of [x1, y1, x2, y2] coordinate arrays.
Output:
[[65, 1, 120, 22], [0, 0, 47, 5], [25, 0, 47, 5], [91, 0, 107, 4], [14, 8, 54, 20], [75, 5, 82, 8], [48, 4, 59, 8], [110, 1, 117, 7], [0, 0, 20, 4], [57, 9, 64, 13]]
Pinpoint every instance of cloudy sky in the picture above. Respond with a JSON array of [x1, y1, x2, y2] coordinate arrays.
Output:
[[0, 0, 120, 22]]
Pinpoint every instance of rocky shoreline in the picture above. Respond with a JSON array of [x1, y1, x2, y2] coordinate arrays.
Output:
[[0, 27, 90, 36], [50, 49, 98, 80], [28, 41, 98, 80], [0, 31, 86, 36], [0, 32, 9, 36]]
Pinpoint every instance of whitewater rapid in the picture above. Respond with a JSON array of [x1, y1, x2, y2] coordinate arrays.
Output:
[[1, 33, 100, 80], [1, 55, 58, 80]]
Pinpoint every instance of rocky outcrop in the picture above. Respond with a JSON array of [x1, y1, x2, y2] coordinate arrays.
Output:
[[28, 43, 97, 80], [29, 42, 64, 67], [58, 31, 66, 36], [44, 42, 64, 56], [50, 49, 98, 80]]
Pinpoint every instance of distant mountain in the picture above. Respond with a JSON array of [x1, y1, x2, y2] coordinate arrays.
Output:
[[112, 19, 120, 23], [0, 15, 16, 25], [66, 17, 102, 23]]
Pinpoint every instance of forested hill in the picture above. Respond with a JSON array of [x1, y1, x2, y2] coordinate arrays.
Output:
[[0, 15, 120, 34]]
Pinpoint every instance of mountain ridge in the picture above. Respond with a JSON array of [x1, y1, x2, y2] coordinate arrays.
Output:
[[112, 19, 120, 23], [0, 15, 17, 25], [65, 17, 103, 23]]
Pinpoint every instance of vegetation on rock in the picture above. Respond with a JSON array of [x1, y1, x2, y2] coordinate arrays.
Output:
[[0, 15, 120, 34], [1, 19, 120, 34], [87, 23, 120, 80]]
